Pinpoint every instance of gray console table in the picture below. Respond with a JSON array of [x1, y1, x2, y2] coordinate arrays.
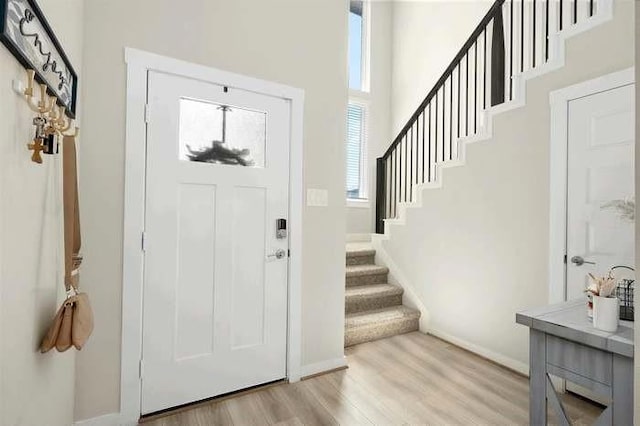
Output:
[[516, 299, 634, 425]]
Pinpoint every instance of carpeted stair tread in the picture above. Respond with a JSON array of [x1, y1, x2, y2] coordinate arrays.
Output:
[[346, 247, 376, 259], [346, 306, 420, 328], [346, 283, 403, 299], [345, 264, 389, 277], [345, 243, 376, 266], [345, 284, 404, 313], [343, 242, 420, 346], [345, 264, 389, 286], [344, 306, 420, 346]]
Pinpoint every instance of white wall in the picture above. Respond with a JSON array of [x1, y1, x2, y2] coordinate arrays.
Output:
[[349, 0, 492, 234], [347, 1, 393, 234], [381, 0, 633, 371], [76, 0, 348, 421], [390, 0, 492, 135], [0, 1, 84, 425]]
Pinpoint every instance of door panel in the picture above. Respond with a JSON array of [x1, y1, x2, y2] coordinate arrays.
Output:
[[142, 71, 290, 414], [566, 84, 635, 302], [175, 183, 217, 360], [231, 186, 267, 350]]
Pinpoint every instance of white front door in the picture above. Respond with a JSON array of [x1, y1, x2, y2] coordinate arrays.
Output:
[[142, 71, 291, 414], [566, 83, 635, 301]]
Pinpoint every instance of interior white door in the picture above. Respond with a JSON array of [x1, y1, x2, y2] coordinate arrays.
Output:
[[566, 83, 635, 300], [142, 71, 290, 414]]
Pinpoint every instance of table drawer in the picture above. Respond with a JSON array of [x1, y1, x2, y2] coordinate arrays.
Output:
[[546, 334, 612, 385]]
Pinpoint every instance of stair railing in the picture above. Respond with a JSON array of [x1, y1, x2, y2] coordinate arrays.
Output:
[[375, 0, 598, 234]]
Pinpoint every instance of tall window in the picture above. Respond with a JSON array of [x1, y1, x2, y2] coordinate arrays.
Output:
[[349, 1, 365, 91], [347, 0, 369, 202], [347, 103, 366, 200]]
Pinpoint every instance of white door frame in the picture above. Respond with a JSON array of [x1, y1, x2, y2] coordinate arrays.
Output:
[[548, 67, 634, 304], [120, 48, 304, 424]]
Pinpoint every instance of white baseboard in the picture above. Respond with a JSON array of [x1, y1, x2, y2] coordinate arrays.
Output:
[[428, 328, 529, 377], [74, 413, 124, 426], [371, 236, 526, 377], [300, 356, 348, 379]]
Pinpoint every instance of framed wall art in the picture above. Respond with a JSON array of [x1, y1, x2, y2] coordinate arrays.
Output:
[[0, 0, 78, 117]]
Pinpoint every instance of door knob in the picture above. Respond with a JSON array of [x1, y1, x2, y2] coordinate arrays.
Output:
[[570, 256, 595, 266], [267, 249, 287, 261]]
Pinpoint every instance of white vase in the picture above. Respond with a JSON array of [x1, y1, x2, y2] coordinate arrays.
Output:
[[592, 296, 619, 332]]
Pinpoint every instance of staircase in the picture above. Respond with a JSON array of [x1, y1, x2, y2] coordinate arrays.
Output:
[[364, 0, 621, 372], [344, 243, 420, 346], [374, 0, 614, 233]]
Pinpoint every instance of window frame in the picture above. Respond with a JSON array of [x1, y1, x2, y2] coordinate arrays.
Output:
[[346, 1, 371, 206], [349, 0, 371, 94], [346, 96, 369, 204]]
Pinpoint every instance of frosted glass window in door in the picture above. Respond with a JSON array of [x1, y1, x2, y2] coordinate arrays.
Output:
[[179, 98, 266, 167]]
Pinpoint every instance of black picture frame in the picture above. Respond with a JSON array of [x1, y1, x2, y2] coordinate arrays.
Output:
[[0, 0, 78, 118]]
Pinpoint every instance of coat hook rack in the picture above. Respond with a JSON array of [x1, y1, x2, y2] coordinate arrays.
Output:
[[21, 69, 80, 164]]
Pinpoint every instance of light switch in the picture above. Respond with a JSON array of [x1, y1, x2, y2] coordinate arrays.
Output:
[[307, 188, 329, 207]]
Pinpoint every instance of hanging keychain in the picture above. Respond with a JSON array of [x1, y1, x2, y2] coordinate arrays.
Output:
[[27, 116, 47, 164]]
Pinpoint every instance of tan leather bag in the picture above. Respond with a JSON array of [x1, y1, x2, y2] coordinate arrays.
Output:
[[41, 135, 94, 353]]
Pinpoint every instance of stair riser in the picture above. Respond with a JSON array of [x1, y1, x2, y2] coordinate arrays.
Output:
[[346, 254, 375, 266], [345, 318, 419, 347], [346, 273, 388, 287], [346, 294, 403, 314]]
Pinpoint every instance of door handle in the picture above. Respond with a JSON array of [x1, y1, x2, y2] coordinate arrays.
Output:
[[266, 249, 287, 261], [570, 256, 596, 266]]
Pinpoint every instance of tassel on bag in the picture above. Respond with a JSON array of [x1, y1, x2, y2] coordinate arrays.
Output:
[[41, 135, 94, 353]]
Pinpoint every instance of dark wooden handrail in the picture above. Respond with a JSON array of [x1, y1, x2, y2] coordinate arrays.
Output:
[[382, 0, 506, 159], [375, 0, 592, 233]]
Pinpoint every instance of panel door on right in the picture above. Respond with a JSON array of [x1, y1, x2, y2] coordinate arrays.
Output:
[[566, 83, 635, 301]]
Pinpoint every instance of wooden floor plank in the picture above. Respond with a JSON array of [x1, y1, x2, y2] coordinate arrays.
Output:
[[323, 371, 405, 425], [255, 387, 297, 425], [347, 336, 520, 424], [144, 332, 602, 425], [377, 335, 530, 423], [270, 381, 339, 425], [302, 376, 373, 425], [224, 392, 270, 426]]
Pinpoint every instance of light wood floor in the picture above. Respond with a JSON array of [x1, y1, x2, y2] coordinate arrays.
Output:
[[143, 332, 603, 425]]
